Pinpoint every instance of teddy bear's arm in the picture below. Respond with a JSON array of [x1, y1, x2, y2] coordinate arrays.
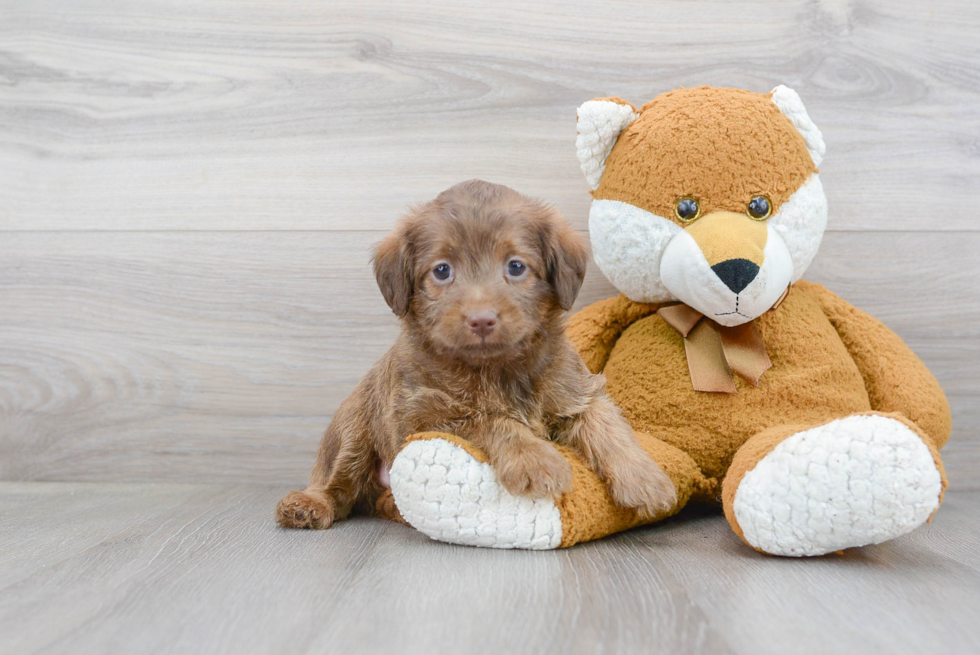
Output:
[[809, 281, 952, 448], [567, 295, 659, 373]]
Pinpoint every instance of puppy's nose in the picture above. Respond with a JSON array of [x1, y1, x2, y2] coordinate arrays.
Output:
[[711, 258, 760, 294], [466, 310, 498, 337]]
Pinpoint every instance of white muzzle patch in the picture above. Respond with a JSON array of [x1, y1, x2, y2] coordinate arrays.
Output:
[[660, 226, 794, 327]]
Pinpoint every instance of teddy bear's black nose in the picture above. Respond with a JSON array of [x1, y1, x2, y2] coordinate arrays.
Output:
[[711, 259, 760, 294]]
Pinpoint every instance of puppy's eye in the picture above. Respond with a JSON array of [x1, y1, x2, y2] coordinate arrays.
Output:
[[506, 260, 527, 279], [431, 262, 453, 284], [747, 196, 772, 220], [675, 197, 700, 223]]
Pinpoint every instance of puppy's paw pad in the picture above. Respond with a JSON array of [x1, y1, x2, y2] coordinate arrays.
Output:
[[276, 491, 334, 529]]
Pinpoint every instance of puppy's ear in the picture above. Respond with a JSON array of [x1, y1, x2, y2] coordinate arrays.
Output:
[[538, 210, 588, 311], [372, 216, 418, 317]]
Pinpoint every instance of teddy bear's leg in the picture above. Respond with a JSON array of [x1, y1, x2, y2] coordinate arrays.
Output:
[[722, 412, 947, 557], [385, 430, 713, 549]]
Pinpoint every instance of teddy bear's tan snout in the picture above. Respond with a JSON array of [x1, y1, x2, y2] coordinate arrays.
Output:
[[684, 210, 767, 293]]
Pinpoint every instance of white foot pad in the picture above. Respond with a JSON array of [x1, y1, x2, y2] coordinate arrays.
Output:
[[733, 415, 943, 557], [389, 438, 563, 550]]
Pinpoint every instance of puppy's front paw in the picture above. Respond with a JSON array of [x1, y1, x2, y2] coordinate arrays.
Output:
[[608, 457, 677, 520], [276, 490, 335, 529], [496, 442, 573, 500]]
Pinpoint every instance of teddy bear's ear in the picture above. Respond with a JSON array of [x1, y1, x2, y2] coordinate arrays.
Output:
[[576, 97, 638, 190], [770, 85, 826, 167]]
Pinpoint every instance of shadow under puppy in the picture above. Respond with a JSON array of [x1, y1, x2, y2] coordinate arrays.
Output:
[[277, 180, 675, 530]]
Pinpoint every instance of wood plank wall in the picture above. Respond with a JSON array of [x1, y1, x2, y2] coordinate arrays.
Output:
[[1, 0, 978, 487]]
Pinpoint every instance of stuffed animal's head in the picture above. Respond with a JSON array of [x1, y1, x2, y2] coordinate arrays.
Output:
[[576, 86, 827, 326]]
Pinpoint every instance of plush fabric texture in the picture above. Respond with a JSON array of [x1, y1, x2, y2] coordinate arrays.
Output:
[[658, 221, 794, 326], [576, 98, 638, 190], [588, 198, 681, 303], [722, 413, 946, 556], [555, 429, 715, 547], [566, 294, 658, 374], [770, 85, 826, 167], [593, 86, 817, 222], [813, 286, 952, 448], [386, 84, 951, 554], [564, 280, 950, 552], [389, 430, 716, 549], [389, 434, 564, 549], [584, 87, 827, 321], [767, 174, 828, 282], [601, 282, 874, 479]]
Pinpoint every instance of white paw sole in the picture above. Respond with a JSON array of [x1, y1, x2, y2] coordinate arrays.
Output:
[[733, 415, 943, 556], [389, 438, 563, 550]]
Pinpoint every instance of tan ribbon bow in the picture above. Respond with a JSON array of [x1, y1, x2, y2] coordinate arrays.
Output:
[[656, 288, 789, 393]]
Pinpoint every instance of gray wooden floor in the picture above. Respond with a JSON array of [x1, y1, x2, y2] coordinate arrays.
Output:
[[3, 0, 980, 653], [1, 484, 978, 655]]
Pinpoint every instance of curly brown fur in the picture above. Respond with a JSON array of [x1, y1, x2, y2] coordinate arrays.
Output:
[[276, 180, 675, 530]]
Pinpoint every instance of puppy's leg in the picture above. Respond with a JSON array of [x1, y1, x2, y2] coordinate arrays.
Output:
[[276, 398, 376, 530], [556, 394, 677, 518], [276, 425, 337, 529], [469, 417, 573, 499]]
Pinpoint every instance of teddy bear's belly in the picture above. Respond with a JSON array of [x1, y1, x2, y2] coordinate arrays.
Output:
[[603, 304, 872, 481]]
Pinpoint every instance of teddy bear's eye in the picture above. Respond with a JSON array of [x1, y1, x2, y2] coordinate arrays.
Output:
[[675, 197, 700, 223], [747, 196, 772, 220]]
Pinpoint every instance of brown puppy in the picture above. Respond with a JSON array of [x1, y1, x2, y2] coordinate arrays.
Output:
[[276, 180, 675, 530]]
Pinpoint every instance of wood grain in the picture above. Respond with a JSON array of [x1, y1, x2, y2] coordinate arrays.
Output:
[[1, 482, 978, 655], [0, 1, 977, 484], [1, 230, 976, 487], [1, 0, 978, 232]]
